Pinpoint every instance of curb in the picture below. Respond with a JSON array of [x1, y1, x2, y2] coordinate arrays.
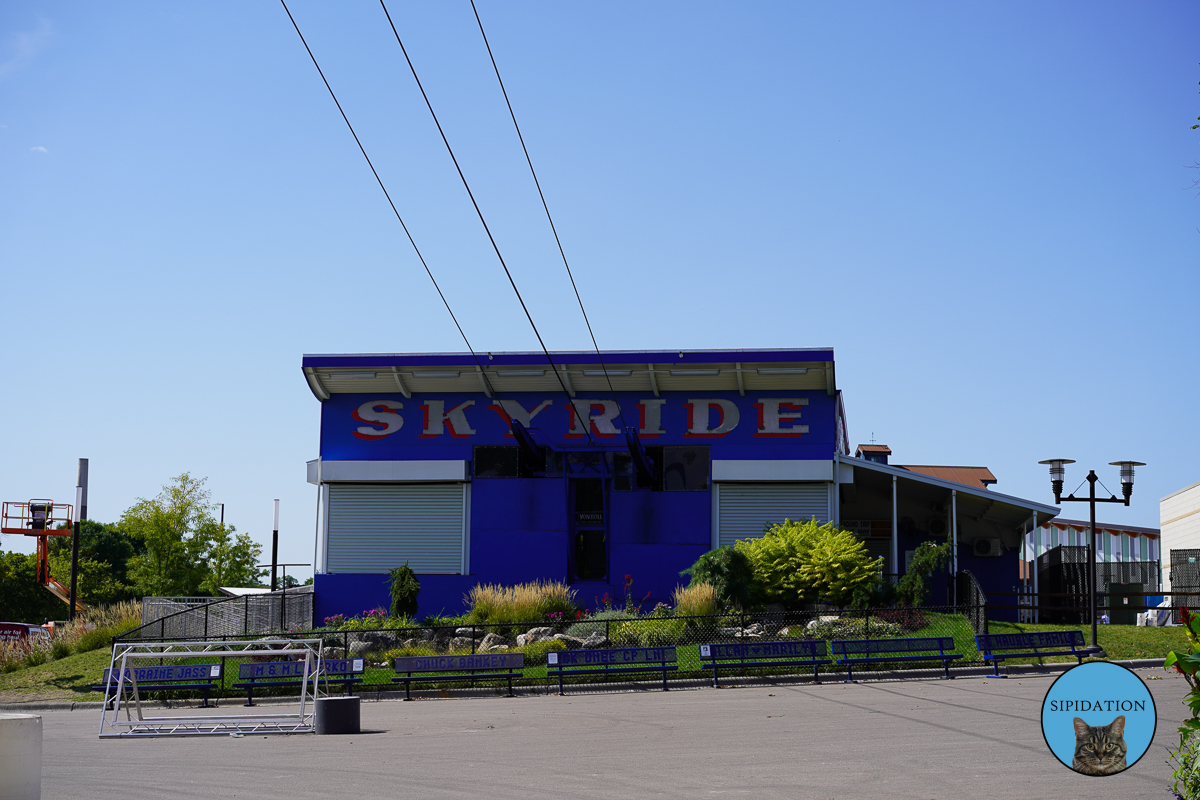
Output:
[[1, 658, 1172, 711]]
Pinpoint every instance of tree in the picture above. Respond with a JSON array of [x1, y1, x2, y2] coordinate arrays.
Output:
[[198, 520, 265, 596], [0, 550, 66, 623], [388, 563, 420, 618], [680, 546, 754, 610], [734, 518, 883, 608], [46, 520, 141, 604], [122, 474, 216, 597]]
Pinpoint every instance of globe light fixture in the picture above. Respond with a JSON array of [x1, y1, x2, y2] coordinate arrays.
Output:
[[1037, 458, 1075, 503]]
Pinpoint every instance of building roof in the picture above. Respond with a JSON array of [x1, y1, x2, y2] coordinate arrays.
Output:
[[840, 455, 1059, 528], [855, 444, 892, 454], [897, 465, 998, 490], [1043, 517, 1160, 537], [301, 348, 836, 401]]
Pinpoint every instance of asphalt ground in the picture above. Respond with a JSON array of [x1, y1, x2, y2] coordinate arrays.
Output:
[[37, 667, 1189, 800]]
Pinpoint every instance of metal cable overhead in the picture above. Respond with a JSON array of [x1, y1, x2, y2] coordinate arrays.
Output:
[[378, 0, 595, 445], [280, 0, 497, 399], [467, 0, 629, 433]]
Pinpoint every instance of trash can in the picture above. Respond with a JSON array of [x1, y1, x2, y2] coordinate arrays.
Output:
[[315, 696, 360, 735], [0, 713, 41, 800]]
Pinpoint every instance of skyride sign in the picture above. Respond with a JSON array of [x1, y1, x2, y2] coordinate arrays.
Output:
[[319, 391, 836, 461]]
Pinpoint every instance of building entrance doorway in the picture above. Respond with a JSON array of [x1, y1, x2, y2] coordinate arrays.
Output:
[[570, 478, 608, 582]]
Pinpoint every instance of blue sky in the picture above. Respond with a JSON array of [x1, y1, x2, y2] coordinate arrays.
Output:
[[2, 1, 1196, 576]]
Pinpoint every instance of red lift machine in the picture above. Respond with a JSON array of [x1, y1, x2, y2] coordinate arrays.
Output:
[[1, 499, 84, 613]]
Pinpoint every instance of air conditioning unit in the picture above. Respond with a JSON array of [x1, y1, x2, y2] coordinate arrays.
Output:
[[927, 517, 948, 537], [974, 538, 1003, 557]]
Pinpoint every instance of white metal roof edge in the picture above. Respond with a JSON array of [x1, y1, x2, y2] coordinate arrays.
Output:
[[1161, 479, 1200, 504], [837, 454, 1060, 517]]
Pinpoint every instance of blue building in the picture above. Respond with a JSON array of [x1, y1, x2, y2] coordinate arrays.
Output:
[[303, 348, 1057, 621]]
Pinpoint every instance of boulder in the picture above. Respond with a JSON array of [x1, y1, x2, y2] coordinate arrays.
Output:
[[581, 631, 609, 649], [323, 647, 346, 659], [516, 627, 554, 646], [456, 627, 486, 638], [479, 632, 508, 651], [449, 636, 475, 651], [349, 641, 371, 656]]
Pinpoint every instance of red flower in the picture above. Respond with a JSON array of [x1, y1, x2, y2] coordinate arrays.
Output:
[[625, 574, 633, 583]]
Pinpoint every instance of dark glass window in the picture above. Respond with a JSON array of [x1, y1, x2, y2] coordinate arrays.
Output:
[[573, 478, 605, 526], [612, 446, 664, 491], [574, 530, 607, 580], [662, 446, 710, 492], [474, 446, 518, 478], [474, 445, 564, 478]]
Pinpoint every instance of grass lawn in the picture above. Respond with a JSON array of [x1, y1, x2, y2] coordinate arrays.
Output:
[[0, 620, 1187, 704], [0, 648, 111, 703], [986, 620, 1188, 664]]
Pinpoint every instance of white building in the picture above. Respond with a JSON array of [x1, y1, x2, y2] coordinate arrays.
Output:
[[1024, 518, 1160, 565], [1161, 481, 1200, 592]]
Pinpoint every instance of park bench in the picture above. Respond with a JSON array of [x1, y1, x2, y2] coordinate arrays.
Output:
[[699, 640, 831, 687], [547, 646, 677, 695], [975, 631, 1101, 677], [92, 663, 223, 708], [392, 653, 525, 701], [831, 637, 962, 682], [234, 658, 364, 706]]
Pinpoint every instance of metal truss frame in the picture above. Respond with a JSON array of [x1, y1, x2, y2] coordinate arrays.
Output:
[[98, 638, 324, 738]]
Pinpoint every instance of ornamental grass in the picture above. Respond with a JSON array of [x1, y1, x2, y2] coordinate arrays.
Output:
[[672, 583, 718, 617], [466, 580, 577, 625]]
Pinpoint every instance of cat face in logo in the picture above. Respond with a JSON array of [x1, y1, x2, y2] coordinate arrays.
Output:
[[1072, 715, 1127, 776]]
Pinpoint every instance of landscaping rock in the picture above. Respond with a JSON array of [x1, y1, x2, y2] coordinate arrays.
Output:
[[456, 627, 485, 638], [516, 627, 554, 646], [349, 641, 371, 656], [323, 647, 346, 659], [449, 636, 475, 651], [479, 632, 508, 651], [581, 631, 609, 649]]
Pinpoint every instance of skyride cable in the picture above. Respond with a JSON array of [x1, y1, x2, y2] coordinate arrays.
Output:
[[377, 0, 597, 447], [279, 0, 498, 401], [466, 0, 631, 437]]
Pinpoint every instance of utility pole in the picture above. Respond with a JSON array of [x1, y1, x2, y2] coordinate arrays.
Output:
[[69, 458, 88, 621], [271, 499, 280, 592]]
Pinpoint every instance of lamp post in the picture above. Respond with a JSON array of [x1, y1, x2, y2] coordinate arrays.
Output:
[[1037, 459, 1145, 653]]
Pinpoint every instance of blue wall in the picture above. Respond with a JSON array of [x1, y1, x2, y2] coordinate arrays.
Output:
[[314, 386, 836, 620]]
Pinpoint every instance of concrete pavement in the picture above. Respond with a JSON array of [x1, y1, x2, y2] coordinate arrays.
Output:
[[39, 667, 1189, 799]]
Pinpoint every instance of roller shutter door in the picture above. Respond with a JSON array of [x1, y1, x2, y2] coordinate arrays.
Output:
[[717, 482, 830, 548], [327, 483, 464, 574]]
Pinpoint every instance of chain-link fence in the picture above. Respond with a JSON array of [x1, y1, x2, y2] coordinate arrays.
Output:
[[121, 587, 313, 641], [107, 604, 994, 702]]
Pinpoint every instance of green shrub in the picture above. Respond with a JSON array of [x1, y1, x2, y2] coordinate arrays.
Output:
[[50, 639, 72, 660], [384, 645, 440, 661], [422, 614, 469, 628], [565, 610, 628, 639], [680, 547, 754, 609], [612, 617, 686, 647], [388, 563, 420, 618], [896, 542, 951, 606], [23, 649, 48, 668], [804, 616, 902, 641], [76, 624, 124, 653], [514, 638, 564, 666], [734, 518, 883, 608]]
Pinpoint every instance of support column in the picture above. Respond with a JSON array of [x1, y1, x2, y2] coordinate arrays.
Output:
[[891, 475, 898, 579], [951, 489, 958, 605]]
